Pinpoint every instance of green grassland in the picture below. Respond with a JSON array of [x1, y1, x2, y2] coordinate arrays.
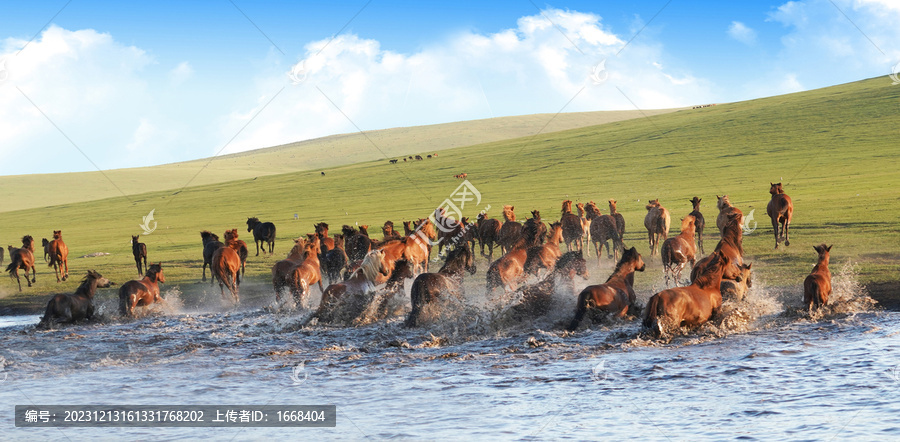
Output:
[[0, 109, 677, 212], [1, 76, 898, 312]]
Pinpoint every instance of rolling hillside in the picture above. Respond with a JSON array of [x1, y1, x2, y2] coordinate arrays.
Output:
[[1, 76, 898, 310]]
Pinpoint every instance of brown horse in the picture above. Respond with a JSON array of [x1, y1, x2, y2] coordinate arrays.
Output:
[[522, 210, 547, 247], [524, 221, 563, 276], [6, 236, 36, 291], [498, 205, 523, 255], [272, 239, 308, 300], [608, 199, 625, 239], [767, 182, 794, 249], [644, 199, 670, 257], [344, 225, 373, 262], [314, 222, 336, 251], [287, 241, 324, 306], [313, 250, 389, 324], [568, 247, 645, 330], [47, 230, 69, 282], [691, 212, 745, 282], [132, 235, 148, 276], [404, 242, 477, 327], [721, 263, 753, 302], [42, 238, 51, 262], [381, 221, 401, 241], [505, 251, 588, 321], [716, 195, 743, 236], [661, 216, 697, 287], [585, 202, 622, 264], [560, 200, 584, 252], [688, 197, 706, 255], [38, 270, 113, 328], [200, 231, 224, 282], [322, 234, 349, 284], [486, 241, 529, 293], [643, 250, 731, 338], [476, 212, 502, 263], [211, 230, 242, 305], [804, 244, 832, 311], [575, 203, 592, 250], [225, 229, 249, 282], [118, 263, 166, 317]]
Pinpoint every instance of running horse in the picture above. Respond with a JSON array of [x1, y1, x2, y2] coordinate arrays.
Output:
[[132, 235, 148, 276], [560, 200, 584, 252], [47, 230, 69, 282], [475, 212, 502, 263], [505, 251, 588, 321], [247, 217, 277, 256], [225, 229, 249, 282], [691, 211, 745, 282], [803, 244, 832, 311], [497, 205, 523, 255], [6, 235, 37, 291], [585, 201, 622, 264], [486, 237, 529, 293], [643, 250, 731, 338], [312, 250, 390, 324], [568, 247, 645, 330], [211, 230, 242, 305], [271, 238, 307, 301], [660, 215, 697, 287], [644, 199, 670, 257], [524, 221, 563, 276], [716, 195, 743, 236], [404, 242, 477, 327], [688, 197, 706, 255], [200, 231, 223, 282], [38, 270, 114, 328], [287, 240, 324, 306], [767, 182, 793, 249], [608, 199, 625, 240], [118, 263, 166, 317]]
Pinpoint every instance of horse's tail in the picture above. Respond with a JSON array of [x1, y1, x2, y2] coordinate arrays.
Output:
[[567, 289, 590, 331], [6, 255, 19, 275], [642, 295, 663, 338]]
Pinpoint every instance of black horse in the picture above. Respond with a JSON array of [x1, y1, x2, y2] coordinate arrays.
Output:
[[689, 197, 706, 255], [404, 242, 477, 327], [132, 235, 148, 276], [247, 217, 277, 256], [38, 270, 114, 328], [200, 230, 224, 282]]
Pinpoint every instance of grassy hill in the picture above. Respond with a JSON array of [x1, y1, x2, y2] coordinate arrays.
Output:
[[0, 109, 677, 212], [1, 76, 898, 312]]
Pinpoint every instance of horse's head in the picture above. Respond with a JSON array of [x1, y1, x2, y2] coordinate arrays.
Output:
[[645, 199, 660, 211], [315, 222, 329, 236], [737, 263, 752, 287], [42, 238, 49, 247], [332, 234, 344, 247], [22, 235, 34, 248], [813, 244, 832, 263], [247, 217, 260, 231], [618, 247, 645, 272], [561, 200, 573, 214], [85, 270, 114, 290], [690, 196, 701, 210], [680, 215, 696, 232], [717, 195, 730, 209], [132, 235, 139, 243], [53, 230, 62, 240], [608, 199, 618, 212], [770, 182, 785, 195], [530, 210, 541, 220]]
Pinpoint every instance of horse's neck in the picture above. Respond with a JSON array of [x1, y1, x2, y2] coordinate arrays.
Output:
[[76, 280, 97, 298], [812, 258, 830, 275], [548, 230, 562, 245], [606, 265, 631, 285], [679, 227, 695, 242]]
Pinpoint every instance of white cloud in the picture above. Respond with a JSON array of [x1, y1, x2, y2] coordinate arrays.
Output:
[[169, 61, 193, 85], [728, 21, 757, 45]]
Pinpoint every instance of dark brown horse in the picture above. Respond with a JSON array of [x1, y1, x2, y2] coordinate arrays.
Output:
[[118, 263, 166, 317], [404, 242, 477, 327], [476, 212, 502, 263], [200, 231, 224, 282], [47, 230, 69, 282], [6, 235, 36, 291], [767, 182, 794, 249], [585, 201, 622, 264], [382, 221, 401, 241], [804, 244, 832, 311], [560, 200, 584, 252], [522, 210, 547, 247], [644, 199, 670, 257], [498, 205, 523, 255], [247, 217, 276, 255], [42, 238, 51, 261], [716, 195, 742, 236], [643, 251, 730, 338], [505, 251, 588, 321], [314, 222, 336, 251], [524, 221, 563, 276], [322, 234, 349, 284], [608, 199, 625, 240], [272, 239, 307, 300], [344, 225, 373, 262], [132, 235, 148, 276], [688, 197, 706, 255], [691, 212, 745, 282], [661, 216, 697, 287], [212, 230, 242, 305], [568, 247, 645, 330], [38, 270, 113, 328]]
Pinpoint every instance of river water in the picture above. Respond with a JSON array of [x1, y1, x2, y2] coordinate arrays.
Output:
[[1, 261, 898, 441]]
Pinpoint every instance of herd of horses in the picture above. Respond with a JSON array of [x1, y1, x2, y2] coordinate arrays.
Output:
[[15, 182, 828, 338]]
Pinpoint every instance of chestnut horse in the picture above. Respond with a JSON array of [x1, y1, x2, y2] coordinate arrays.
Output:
[[486, 238, 529, 293], [225, 229, 249, 282], [568, 247, 645, 330], [211, 230, 242, 305], [575, 203, 592, 250], [505, 251, 588, 321], [498, 205, 523, 255], [288, 241, 324, 306], [767, 182, 794, 249], [118, 263, 166, 317], [404, 242, 477, 327], [476, 212, 502, 263], [560, 200, 584, 252], [38, 270, 113, 328], [200, 231, 224, 282], [804, 244, 832, 311], [47, 230, 69, 282], [131, 235, 147, 276], [247, 217, 276, 255], [688, 197, 706, 255], [272, 239, 307, 300], [314, 222, 336, 251], [524, 221, 563, 276], [716, 195, 743, 236], [644, 199, 670, 257], [313, 250, 390, 324], [6, 235, 36, 291], [691, 212, 745, 282], [721, 263, 753, 302], [608, 199, 625, 240], [643, 251, 730, 338], [661, 216, 697, 287], [585, 202, 622, 264]]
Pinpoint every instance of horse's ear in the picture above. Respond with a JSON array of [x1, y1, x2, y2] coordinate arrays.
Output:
[[826, 245, 833, 252]]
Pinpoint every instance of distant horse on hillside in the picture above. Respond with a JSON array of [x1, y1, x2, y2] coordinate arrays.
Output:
[[247, 217, 276, 255], [767, 182, 794, 249]]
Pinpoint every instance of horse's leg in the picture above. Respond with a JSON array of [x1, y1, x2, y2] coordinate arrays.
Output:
[[13, 269, 22, 292], [593, 240, 601, 266], [202, 262, 208, 282], [771, 215, 780, 249], [63, 259, 68, 281], [648, 231, 654, 256], [782, 216, 791, 246]]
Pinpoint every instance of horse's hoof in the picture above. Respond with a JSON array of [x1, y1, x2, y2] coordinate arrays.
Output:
[[784, 240, 790, 246]]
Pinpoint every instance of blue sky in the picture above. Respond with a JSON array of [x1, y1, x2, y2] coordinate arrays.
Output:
[[0, 0, 897, 176]]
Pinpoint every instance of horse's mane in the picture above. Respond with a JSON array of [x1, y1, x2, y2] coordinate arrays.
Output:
[[357, 250, 384, 282], [74, 271, 101, 295], [200, 231, 219, 241], [22, 235, 34, 246], [679, 215, 695, 232], [146, 263, 162, 279], [717, 195, 732, 209], [585, 201, 602, 219], [718, 215, 744, 255], [561, 200, 572, 215], [247, 216, 260, 223], [694, 252, 726, 288], [502, 205, 516, 222], [770, 183, 785, 195]]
